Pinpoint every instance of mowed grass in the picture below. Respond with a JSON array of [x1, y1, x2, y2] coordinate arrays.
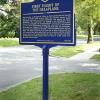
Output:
[[0, 38, 19, 47], [50, 45, 84, 58], [50, 42, 100, 58], [76, 35, 99, 39], [77, 35, 88, 39], [0, 73, 100, 100], [91, 54, 100, 60]]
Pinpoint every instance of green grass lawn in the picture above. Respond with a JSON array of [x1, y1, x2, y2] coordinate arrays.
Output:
[[76, 35, 100, 39], [77, 35, 88, 39], [50, 42, 100, 58], [0, 73, 100, 100], [50, 45, 84, 58], [91, 54, 100, 60], [0, 38, 19, 47]]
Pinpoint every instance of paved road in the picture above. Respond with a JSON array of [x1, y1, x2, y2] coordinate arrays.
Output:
[[94, 36, 100, 41], [0, 45, 100, 91], [77, 36, 100, 44]]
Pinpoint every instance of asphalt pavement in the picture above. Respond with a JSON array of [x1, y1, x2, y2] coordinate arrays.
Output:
[[0, 44, 100, 92]]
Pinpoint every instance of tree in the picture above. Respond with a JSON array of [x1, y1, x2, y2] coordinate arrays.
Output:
[[0, 0, 6, 5], [75, 0, 100, 43], [0, 2, 20, 38], [0, 0, 32, 38]]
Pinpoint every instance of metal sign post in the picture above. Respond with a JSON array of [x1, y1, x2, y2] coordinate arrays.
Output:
[[20, 0, 75, 100], [42, 45, 49, 100]]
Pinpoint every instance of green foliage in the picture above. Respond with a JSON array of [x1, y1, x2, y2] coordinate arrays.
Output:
[[0, 0, 100, 38], [0, 0, 6, 5], [0, 3, 19, 38], [75, 0, 100, 34]]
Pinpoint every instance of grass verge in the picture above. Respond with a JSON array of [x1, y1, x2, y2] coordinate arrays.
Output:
[[0, 38, 19, 47], [50, 45, 84, 57], [50, 42, 100, 58], [91, 54, 100, 60], [0, 73, 100, 100], [77, 35, 88, 39], [76, 35, 100, 39]]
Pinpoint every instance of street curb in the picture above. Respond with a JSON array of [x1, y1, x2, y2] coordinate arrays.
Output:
[[0, 71, 100, 93], [0, 75, 41, 93]]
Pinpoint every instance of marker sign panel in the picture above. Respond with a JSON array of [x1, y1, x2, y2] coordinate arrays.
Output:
[[20, 0, 75, 45]]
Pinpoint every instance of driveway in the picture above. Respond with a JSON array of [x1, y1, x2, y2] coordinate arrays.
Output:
[[0, 45, 100, 91]]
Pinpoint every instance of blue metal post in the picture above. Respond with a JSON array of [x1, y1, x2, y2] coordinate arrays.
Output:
[[42, 45, 49, 100]]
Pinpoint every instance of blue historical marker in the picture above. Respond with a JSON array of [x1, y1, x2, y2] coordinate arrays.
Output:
[[20, 0, 75, 100], [20, 0, 75, 46]]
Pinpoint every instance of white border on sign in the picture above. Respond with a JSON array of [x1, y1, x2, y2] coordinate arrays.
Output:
[[20, 1, 75, 45], [41, 0, 48, 3]]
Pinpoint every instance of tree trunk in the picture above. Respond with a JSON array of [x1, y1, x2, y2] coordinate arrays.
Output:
[[87, 19, 93, 44]]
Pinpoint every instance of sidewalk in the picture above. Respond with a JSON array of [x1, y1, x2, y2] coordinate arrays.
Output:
[[69, 46, 100, 61]]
